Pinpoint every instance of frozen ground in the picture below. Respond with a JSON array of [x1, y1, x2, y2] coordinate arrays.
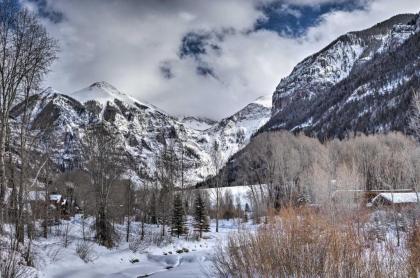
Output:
[[34, 216, 253, 278]]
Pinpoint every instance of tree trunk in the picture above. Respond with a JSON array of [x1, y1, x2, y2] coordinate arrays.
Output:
[[140, 214, 145, 240], [82, 214, 86, 241], [96, 202, 112, 247], [0, 117, 7, 202], [126, 183, 131, 242], [0, 117, 7, 230], [216, 187, 219, 233]]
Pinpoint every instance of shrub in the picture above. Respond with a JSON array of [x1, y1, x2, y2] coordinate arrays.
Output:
[[213, 207, 411, 278], [184, 229, 200, 242], [128, 238, 150, 254], [407, 223, 420, 276], [129, 229, 173, 253], [75, 241, 94, 263]]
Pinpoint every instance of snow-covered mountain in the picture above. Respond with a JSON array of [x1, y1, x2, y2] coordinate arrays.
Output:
[[264, 13, 420, 138], [11, 81, 271, 186], [176, 116, 217, 131], [206, 95, 272, 163]]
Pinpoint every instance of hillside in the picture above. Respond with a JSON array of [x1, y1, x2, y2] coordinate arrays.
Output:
[[264, 13, 420, 139]]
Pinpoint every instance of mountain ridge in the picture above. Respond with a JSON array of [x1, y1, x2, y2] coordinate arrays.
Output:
[[10, 82, 271, 186], [264, 12, 420, 139]]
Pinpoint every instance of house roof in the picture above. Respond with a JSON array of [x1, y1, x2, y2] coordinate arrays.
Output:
[[49, 194, 62, 202], [372, 192, 420, 204]]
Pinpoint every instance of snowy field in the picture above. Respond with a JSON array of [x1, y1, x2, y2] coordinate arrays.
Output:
[[34, 215, 254, 278]]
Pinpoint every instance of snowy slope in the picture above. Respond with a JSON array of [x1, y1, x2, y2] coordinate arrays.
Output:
[[71, 81, 163, 113], [253, 95, 272, 108], [72, 81, 141, 106], [177, 116, 217, 131], [272, 14, 417, 115], [11, 83, 271, 186], [205, 96, 271, 163], [266, 13, 420, 138]]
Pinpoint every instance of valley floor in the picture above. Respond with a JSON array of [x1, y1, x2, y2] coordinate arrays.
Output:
[[34, 216, 252, 278]]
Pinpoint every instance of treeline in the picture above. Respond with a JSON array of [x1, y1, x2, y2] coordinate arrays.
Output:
[[222, 131, 420, 211]]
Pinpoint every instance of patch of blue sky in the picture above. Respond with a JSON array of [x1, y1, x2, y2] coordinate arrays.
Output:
[[255, 1, 366, 37]]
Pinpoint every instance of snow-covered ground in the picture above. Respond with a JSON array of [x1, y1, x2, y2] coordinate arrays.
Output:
[[15, 204, 418, 277], [34, 215, 254, 278]]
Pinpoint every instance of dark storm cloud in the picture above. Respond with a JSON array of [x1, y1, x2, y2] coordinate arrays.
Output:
[[179, 32, 212, 59], [28, 0, 64, 23], [255, 0, 368, 37]]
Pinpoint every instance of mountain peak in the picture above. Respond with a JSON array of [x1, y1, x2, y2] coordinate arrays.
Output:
[[86, 81, 127, 99], [71, 81, 142, 108], [89, 81, 118, 91], [69, 81, 168, 115], [353, 13, 417, 36], [253, 95, 272, 108]]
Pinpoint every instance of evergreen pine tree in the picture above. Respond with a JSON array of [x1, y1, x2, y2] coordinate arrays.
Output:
[[242, 210, 248, 223], [243, 203, 250, 223], [171, 193, 187, 237], [193, 192, 209, 238]]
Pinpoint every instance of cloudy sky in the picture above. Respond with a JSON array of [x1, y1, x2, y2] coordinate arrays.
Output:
[[24, 0, 420, 119]]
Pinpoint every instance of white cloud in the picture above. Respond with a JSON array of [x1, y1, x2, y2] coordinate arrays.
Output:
[[30, 0, 420, 119]]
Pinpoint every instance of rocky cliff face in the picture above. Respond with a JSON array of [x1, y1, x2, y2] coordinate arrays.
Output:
[[265, 13, 420, 139], [10, 81, 271, 186]]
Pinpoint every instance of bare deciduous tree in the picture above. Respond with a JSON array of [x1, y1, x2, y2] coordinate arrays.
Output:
[[155, 136, 178, 237], [210, 140, 222, 232], [82, 123, 126, 248], [0, 0, 57, 212]]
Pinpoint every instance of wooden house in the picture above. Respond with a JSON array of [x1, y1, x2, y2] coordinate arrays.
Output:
[[369, 192, 420, 208]]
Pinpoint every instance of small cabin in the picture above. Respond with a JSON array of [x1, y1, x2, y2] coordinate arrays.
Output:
[[332, 189, 417, 206], [369, 192, 420, 208]]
